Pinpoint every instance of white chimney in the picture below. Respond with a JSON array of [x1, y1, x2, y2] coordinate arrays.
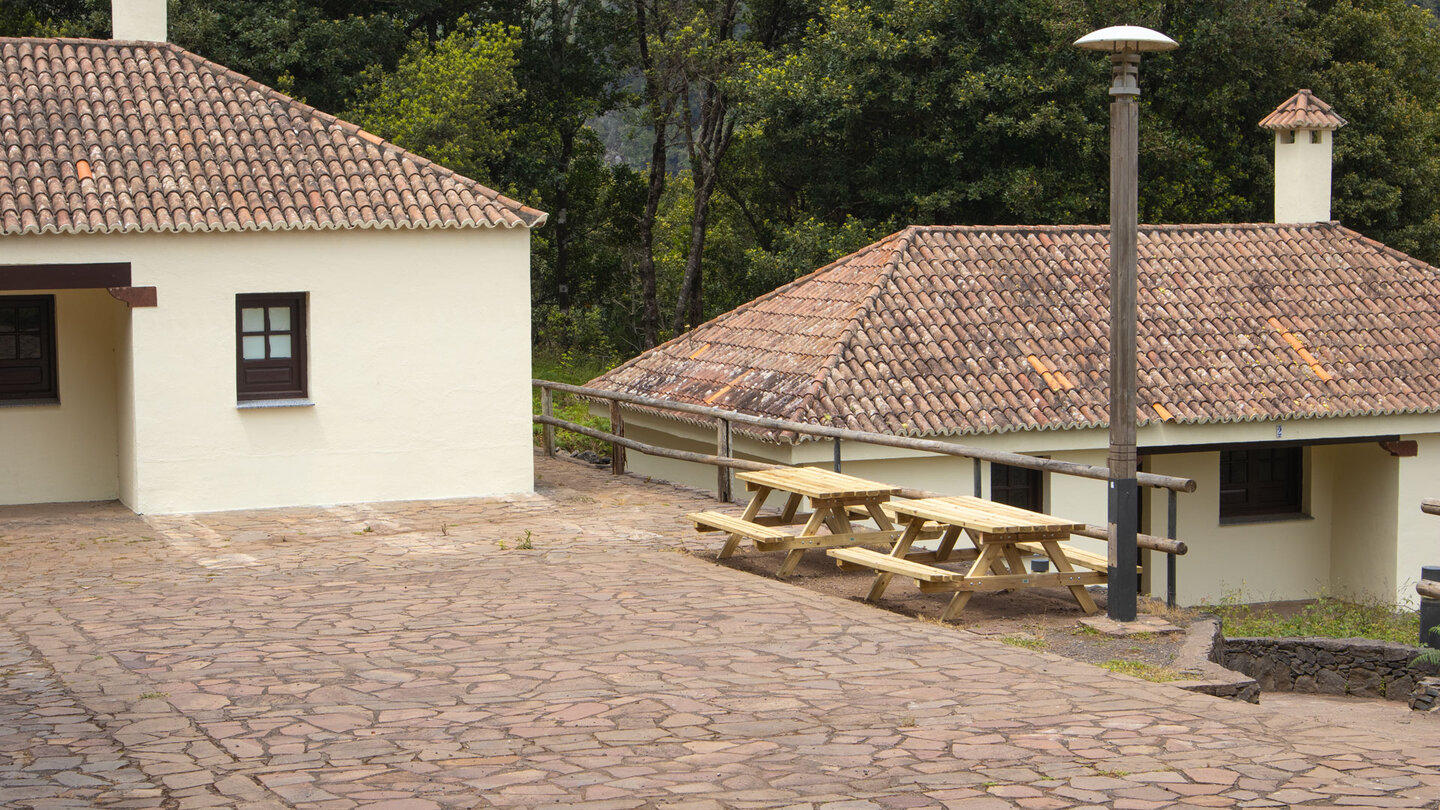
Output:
[[1259, 89, 1347, 224], [112, 0, 167, 42]]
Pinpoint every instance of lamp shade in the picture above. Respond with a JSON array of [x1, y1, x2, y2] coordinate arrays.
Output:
[[1074, 25, 1177, 53]]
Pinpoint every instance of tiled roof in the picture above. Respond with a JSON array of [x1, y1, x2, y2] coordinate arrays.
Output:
[[589, 223, 1440, 439], [0, 38, 546, 236], [1258, 89, 1347, 131]]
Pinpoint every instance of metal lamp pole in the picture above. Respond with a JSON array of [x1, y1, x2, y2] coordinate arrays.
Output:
[[1075, 26, 1176, 623]]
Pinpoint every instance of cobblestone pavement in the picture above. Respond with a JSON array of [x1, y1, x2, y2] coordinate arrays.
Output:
[[2, 454, 1439, 809]]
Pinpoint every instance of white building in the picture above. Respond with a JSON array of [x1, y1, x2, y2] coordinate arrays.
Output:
[[587, 91, 1440, 607], [1, 3, 544, 513]]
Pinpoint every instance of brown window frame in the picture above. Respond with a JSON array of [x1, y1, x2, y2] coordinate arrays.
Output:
[[0, 294, 58, 402], [236, 292, 307, 402], [1219, 446, 1304, 522], [991, 462, 1043, 513]]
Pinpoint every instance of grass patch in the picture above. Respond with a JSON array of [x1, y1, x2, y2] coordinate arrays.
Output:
[[532, 350, 620, 457], [1100, 659, 1181, 682], [999, 633, 1048, 651], [1205, 596, 1418, 644]]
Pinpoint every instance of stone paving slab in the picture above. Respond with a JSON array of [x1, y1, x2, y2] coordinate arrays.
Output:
[[1, 454, 1439, 808]]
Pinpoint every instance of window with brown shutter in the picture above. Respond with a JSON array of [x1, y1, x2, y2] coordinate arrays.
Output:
[[0, 295, 58, 402], [236, 293, 307, 401], [1219, 446, 1304, 521], [991, 462, 1043, 513]]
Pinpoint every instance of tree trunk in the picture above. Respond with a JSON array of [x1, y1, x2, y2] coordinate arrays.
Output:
[[632, 0, 669, 349], [638, 116, 666, 347], [554, 126, 573, 310], [671, 82, 735, 334]]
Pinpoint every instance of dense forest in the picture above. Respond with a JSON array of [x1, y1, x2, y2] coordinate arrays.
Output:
[[7, 0, 1440, 358]]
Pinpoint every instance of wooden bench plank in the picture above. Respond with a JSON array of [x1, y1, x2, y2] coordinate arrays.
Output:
[[1012, 541, 1141, 573], [827, 547, 965, 582], [756, 529, 899, 552], [685, 511, 794, 541], [916, 570, 1105, 593]]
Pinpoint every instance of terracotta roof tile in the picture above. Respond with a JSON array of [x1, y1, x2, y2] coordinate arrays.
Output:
[[0, 37, 545, 236], [590, 223, 1440, 439], [1258, 89, 1347, 131]]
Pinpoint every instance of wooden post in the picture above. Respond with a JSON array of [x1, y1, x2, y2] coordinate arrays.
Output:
[[716, 418, 733, 502], [1106, 50, 1142, 623], [833, 439, 842, 473], [973, 458, 983, 498], [1423, 567, 1440, 649], [541, 385, 555, 458], [1167, 489, 1178, 608], [609, 401, 626, 475]]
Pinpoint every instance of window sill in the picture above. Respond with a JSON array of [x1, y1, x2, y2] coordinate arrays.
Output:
[[237, 398, 315, 410], [0, 398, 60, 408], [1219, 512, 1312, 526]]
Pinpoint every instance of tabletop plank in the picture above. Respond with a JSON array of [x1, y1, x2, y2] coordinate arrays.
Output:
[[887, 495, 1083, 534], [738, 467, 902, 499]]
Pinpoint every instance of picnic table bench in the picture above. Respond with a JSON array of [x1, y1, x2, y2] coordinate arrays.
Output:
[[829, 495, 1110, 620], [686, 467, 903, 577]]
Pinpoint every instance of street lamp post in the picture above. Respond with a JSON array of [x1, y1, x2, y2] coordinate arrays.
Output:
[[1074, 25, 1176, 623]]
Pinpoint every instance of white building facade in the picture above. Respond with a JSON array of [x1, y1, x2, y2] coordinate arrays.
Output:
[[1, 31, 544, 513]]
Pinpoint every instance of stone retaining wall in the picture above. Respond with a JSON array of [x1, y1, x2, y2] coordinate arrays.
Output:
[[1224, 637, 1439, 701], [1169, 618, 1260, 703]]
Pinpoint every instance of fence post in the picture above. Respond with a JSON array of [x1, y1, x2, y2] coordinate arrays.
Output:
[[716, 418, 733, 502], [541, 385, 555, 458], [1167, 489, 1178, 608], [609, 400, 626, 475], [1423, 567, 1440, 649]]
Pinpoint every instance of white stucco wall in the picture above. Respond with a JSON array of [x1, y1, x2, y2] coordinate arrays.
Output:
[[0, 288, 124, 504], [1396, 434, 1440, 607], [1274, 129, 1334, 224], [1329, 442, 1399, 604], [4, 226, 533, 513]]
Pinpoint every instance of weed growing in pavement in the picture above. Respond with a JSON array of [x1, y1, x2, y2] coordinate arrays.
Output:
[[138, 691, 168, 700], [499, 531, 535, 552], [1100, 659, 1181, 682], [999, 634, 1048, 651], [897, 715, 917, 728]]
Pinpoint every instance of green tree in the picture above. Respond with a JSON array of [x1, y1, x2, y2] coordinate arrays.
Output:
[[345, 19, 523, 185]]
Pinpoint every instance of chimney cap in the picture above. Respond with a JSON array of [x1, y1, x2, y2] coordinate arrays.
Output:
[[1073, 25, 1178, 53], [1260, 89, 1347, 131]]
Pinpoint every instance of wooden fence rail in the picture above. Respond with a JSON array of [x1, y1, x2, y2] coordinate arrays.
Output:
[[533, 410, 1186, 557], [536, 379, 1195, 493]]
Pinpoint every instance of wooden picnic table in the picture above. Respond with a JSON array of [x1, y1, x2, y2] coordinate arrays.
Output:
[[686, 467, 904, 577], [829, 495, 1108, 620]]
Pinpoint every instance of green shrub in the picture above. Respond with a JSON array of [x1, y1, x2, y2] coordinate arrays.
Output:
[[1207, 595, 1418, 645], [531, 350, 619, 457]]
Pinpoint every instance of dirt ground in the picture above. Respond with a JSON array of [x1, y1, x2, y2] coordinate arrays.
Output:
[[716, 546, 1191, 670]]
